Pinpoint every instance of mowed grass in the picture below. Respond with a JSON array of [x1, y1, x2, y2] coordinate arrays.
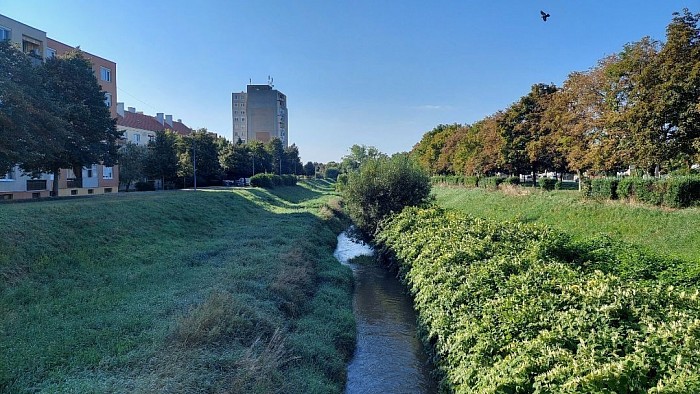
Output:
[[433, 185, 700, 262], [0, 180, 354, 393]]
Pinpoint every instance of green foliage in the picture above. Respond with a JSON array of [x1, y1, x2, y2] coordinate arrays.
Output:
[[479, 176, 504, 189], [250, 174, 275, 189], [662, 176, 700, 208], [134, 180, 155, 191], [324, 167, 340, 180], [335, 173, 348, 192], [505, 176, 520, 186], [537, 177, 557, 191], [433, 185, 700, 262], [376, 207, 700, 393], [589, 177, 619, 199], [117, 142, 148, 191], [145, 130, 179, 185], [281, 174, 297, 186], [343, 154, 431, 236]]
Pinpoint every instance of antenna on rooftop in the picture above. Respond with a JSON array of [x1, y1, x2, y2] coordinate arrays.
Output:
[[268, 75, 274, 87]]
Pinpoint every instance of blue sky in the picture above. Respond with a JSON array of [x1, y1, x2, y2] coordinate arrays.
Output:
[[0, 1, 695, 163]]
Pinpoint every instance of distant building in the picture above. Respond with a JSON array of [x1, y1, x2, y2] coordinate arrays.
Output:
[[232, 84, 288, 146], [116, 103, 193, 147]]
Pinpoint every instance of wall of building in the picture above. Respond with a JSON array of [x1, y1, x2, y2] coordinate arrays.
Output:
[[0, 14, 47, 64]]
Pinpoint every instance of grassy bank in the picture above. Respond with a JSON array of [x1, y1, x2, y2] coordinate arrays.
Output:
[[434, 186, 700, 262], [0, 180, 354, 393]]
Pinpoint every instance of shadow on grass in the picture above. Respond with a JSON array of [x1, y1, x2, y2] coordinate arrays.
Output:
[[268, 185, 323, 204]]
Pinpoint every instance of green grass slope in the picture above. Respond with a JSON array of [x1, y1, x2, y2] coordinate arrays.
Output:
[[434, 186, 700, 262], [0, 180, 354, 393]]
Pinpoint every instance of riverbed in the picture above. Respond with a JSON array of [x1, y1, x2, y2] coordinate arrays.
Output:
[[334, 230, 437, 394]]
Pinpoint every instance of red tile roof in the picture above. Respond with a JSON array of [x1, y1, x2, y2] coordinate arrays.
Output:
[[117, 111, 192, 135]]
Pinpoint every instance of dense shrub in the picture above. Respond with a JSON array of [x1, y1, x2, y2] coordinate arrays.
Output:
[[589, 177, 619, 199], [324, 167, 340, 180], [537, 177, 556, 191], [479, 176, 504, 189], [376, 207, 700, 393], [250, 173, 274, 188], [504, 176, 520, 186], [280, 174, 297, 186], [661, 176, 700, 208], [335, 173, 348, 192], [431, 175, 479, 188], [135, 181, 155, 191], [343, 155, 431, 236]]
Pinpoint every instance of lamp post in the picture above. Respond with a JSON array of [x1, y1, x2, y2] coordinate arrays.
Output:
[[192, 143, 197, 191]]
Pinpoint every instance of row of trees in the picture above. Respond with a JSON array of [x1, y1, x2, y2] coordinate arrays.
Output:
[[412, 9, 700, 180], [118, 132, 307, 190], [0, 41, 120, 194]]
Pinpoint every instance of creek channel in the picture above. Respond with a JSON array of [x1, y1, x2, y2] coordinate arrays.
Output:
[[334, 229, 437, 394]]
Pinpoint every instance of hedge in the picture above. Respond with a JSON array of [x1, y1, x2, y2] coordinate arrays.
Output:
[[376, 207, 700, 393], [537, 178, 557, 191]]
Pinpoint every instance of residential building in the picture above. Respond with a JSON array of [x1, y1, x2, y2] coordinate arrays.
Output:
[[116, 103, 193, 146], [0, 14, 47, 65], [0, 14, 119, 200], [232, 84, 288, 146]]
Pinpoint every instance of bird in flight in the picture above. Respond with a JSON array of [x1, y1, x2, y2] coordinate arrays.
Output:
[[541, 10, 550, 21]]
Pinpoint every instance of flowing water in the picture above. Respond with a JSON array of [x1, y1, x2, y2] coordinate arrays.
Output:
[[334, 230, 437, 394]]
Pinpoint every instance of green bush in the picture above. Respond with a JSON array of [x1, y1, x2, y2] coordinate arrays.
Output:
[[617, 177, 636, 200], [336, 173, 348, 192], [250, 173, 274, 188], [537, 177, 557, 191], [589, 177, 619, 199], [376, 207, 700, 393], [324, 167, 340, 180], [135, 181, 155, 191], [343, 154, 431, 236], [504, 176, 520, 186], [662, 176, 700, 208], [281, 174, 297, 186], [479, 176, 504, 189]]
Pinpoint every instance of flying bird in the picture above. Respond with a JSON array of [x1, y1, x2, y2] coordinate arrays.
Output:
[[541, 10, 550, 22]]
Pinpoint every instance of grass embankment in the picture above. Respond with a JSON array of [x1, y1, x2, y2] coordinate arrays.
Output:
[[377, 207, 700, 393], [434, 186, 700, 262], [0, 179, 354, 393]]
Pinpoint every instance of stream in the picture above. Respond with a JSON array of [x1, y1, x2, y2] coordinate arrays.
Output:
[[334, 230, 437, 394]]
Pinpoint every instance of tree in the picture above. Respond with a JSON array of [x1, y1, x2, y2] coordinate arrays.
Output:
[[303, 161, 316, 177], [266, 138, 284, 175], [144, 130, 179, 189], [220, 142, 252, 179], [343, 153, 431, 236], [248, 141, 271, 175], [0, 41, 66, 176], [283, 143, 304, 175], [39, 50, 120, 195], [410, 124, 462, 174], [118, 142, 147, 191], [340, 144, 385, 173], [178, 129, 222, 186]]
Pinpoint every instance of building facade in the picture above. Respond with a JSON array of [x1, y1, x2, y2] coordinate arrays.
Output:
[[232, 84, 288, 146], [0, 14, 119, 200]]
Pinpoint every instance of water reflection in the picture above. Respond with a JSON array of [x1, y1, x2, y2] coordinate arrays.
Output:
[[335, 230, 437, 394]]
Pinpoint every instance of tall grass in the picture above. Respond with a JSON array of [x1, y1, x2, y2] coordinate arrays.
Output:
[[433, 186, 700, 262], [0, 181, 354, 393]]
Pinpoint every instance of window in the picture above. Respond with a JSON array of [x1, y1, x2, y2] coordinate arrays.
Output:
[[133, 134, 140, 144], [234, 95, 238, 100], [234, 117, 239, 122], [88, 189, 94, 194], [104, 92, 112, 108], [0, 27, 10, 41], [87, 168, 93, 178], [46, 48, 56, 58], [105, 188, 113, 193], [71, 190, 78, 196], [103, 166, 113, 180], [234, 103, 238, 107], [241, 117, 245, 122], [148, 134, 155, 142], [100, 67, 111, 82]]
